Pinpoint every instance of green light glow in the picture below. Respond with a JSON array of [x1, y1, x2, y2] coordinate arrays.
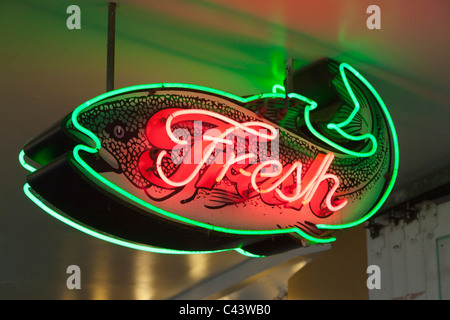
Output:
[[69, 83, 334, 244], [22, 182, 265, 257], [234, 248, 266, 258], [316, 63, 399, 230], [304, 63, 377, 157], [19, 150, 37, 173], [272, 84, 285, 93], [21, 61, 398, 253]]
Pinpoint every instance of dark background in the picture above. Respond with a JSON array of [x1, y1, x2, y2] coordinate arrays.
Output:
[[1, 0, 449, 299]]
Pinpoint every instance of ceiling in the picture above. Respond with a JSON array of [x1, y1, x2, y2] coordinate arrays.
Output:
[[1, 0, 449, 299]]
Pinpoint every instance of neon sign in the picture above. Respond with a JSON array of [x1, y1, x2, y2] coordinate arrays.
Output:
[[20, 59, 399, 257], [140, 108, 346, 215]]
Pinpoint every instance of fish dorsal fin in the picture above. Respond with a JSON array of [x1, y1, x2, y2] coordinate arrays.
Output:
[[298, 60, 379, 157], [323, 63, 377, 156]]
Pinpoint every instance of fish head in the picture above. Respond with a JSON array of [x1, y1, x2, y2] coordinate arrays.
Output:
[[68, 92, 154, 188]]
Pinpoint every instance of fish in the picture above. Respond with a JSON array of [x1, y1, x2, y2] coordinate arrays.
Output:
[[21, 59, 398, 256]]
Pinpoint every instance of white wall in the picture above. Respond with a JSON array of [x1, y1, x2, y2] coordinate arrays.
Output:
[[367, 200, 450, 300]]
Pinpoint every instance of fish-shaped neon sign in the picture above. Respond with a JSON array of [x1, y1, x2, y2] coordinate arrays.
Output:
[[20, 59, 398, 257]]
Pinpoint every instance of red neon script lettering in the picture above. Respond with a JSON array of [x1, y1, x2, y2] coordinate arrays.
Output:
[[138, 109, 347, 213]]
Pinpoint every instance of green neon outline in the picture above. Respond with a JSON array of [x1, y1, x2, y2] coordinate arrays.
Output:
[[315, 63, 399, 230], [68, 83, 332, 244], [304, 63, 377, 157], [19, 150, 37, 173], [21, 63, 399, 250], [331, 64, 368, 127], [22, 182, 265, 257], [272, 84, 285, 93], [18, 151, 266, 257]]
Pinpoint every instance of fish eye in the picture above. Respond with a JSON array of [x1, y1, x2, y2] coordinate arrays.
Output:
[[113, 125, 125, 139]]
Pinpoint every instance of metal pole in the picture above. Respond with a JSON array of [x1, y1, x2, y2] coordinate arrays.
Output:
[[285, 57, 293, 95], [279, 58, 293, 119], [106, 2, 116, 92]]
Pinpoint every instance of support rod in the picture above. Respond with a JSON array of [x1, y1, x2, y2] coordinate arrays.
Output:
[[285, 57, 293, 95], [278, 58, 293, 119], [106, 2, 116, 92]]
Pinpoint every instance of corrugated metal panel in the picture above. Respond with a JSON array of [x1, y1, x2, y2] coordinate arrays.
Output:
[[367, 201, 450, 300]]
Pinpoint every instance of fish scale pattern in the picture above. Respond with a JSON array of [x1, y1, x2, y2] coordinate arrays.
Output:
[[75, 88, 389, 203]]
